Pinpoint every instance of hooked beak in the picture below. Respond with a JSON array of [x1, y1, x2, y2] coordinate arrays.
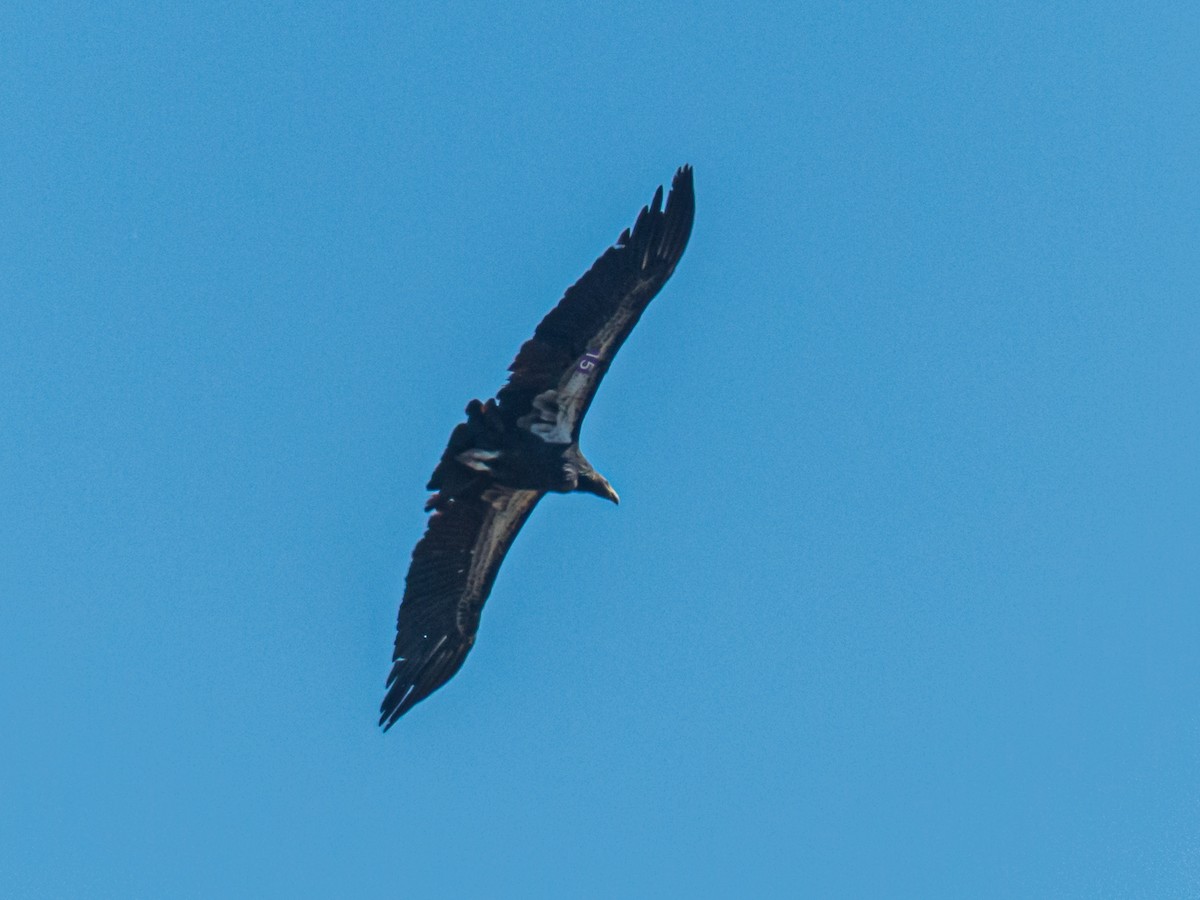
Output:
[[580, 471, 620, 505], [598, 478, 620, 505]]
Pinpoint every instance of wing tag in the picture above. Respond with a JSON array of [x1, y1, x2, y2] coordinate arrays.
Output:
[[575, 351, 602, 374]]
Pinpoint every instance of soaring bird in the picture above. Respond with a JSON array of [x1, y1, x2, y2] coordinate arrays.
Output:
[[380, 166, 695, 729]]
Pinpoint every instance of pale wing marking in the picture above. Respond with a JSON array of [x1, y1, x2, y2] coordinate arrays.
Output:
[[546, 292, 646, 440], [456, 488, 541, 633]]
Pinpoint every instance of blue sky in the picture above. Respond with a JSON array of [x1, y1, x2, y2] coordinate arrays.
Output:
[[3, 2, 1198, 896]]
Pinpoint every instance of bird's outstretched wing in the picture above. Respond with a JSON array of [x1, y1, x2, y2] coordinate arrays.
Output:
[[380, 486, 542, 729], [495, 165, 695, 443]]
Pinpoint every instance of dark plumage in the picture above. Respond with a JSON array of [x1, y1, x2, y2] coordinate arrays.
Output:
[[380, 166, 695, 729]]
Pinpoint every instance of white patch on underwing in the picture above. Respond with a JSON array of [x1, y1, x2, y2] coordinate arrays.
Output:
[[456, 448, 500, 472], [519, 389, 571, 444]]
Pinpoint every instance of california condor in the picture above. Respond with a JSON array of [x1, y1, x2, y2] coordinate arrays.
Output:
[[381, 166, 695, 729]]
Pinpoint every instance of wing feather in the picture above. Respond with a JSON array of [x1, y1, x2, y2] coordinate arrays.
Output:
[[380, 486, 543, 728], [496, 166, 695, 439]]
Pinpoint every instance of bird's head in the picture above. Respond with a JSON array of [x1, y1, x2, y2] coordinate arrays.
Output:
[[575, 466, 620, 505]]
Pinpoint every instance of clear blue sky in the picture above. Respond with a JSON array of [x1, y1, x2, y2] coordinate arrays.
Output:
[[3, 2, 1197, 896]]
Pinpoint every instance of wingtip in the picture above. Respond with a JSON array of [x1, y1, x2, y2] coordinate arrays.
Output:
[[654, 166, 693, 212], [379, 691, 399, 730], [663, 165, 695, 219], [657, 164, 696, 262], [379, 681, 414, 731]]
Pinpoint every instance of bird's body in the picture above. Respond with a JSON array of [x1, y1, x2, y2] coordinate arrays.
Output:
[[425, 397, 617, 506], [381, 166, 695, 729]]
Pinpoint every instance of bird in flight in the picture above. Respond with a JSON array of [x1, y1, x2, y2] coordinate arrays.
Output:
[[381, 166, 695, 729]]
